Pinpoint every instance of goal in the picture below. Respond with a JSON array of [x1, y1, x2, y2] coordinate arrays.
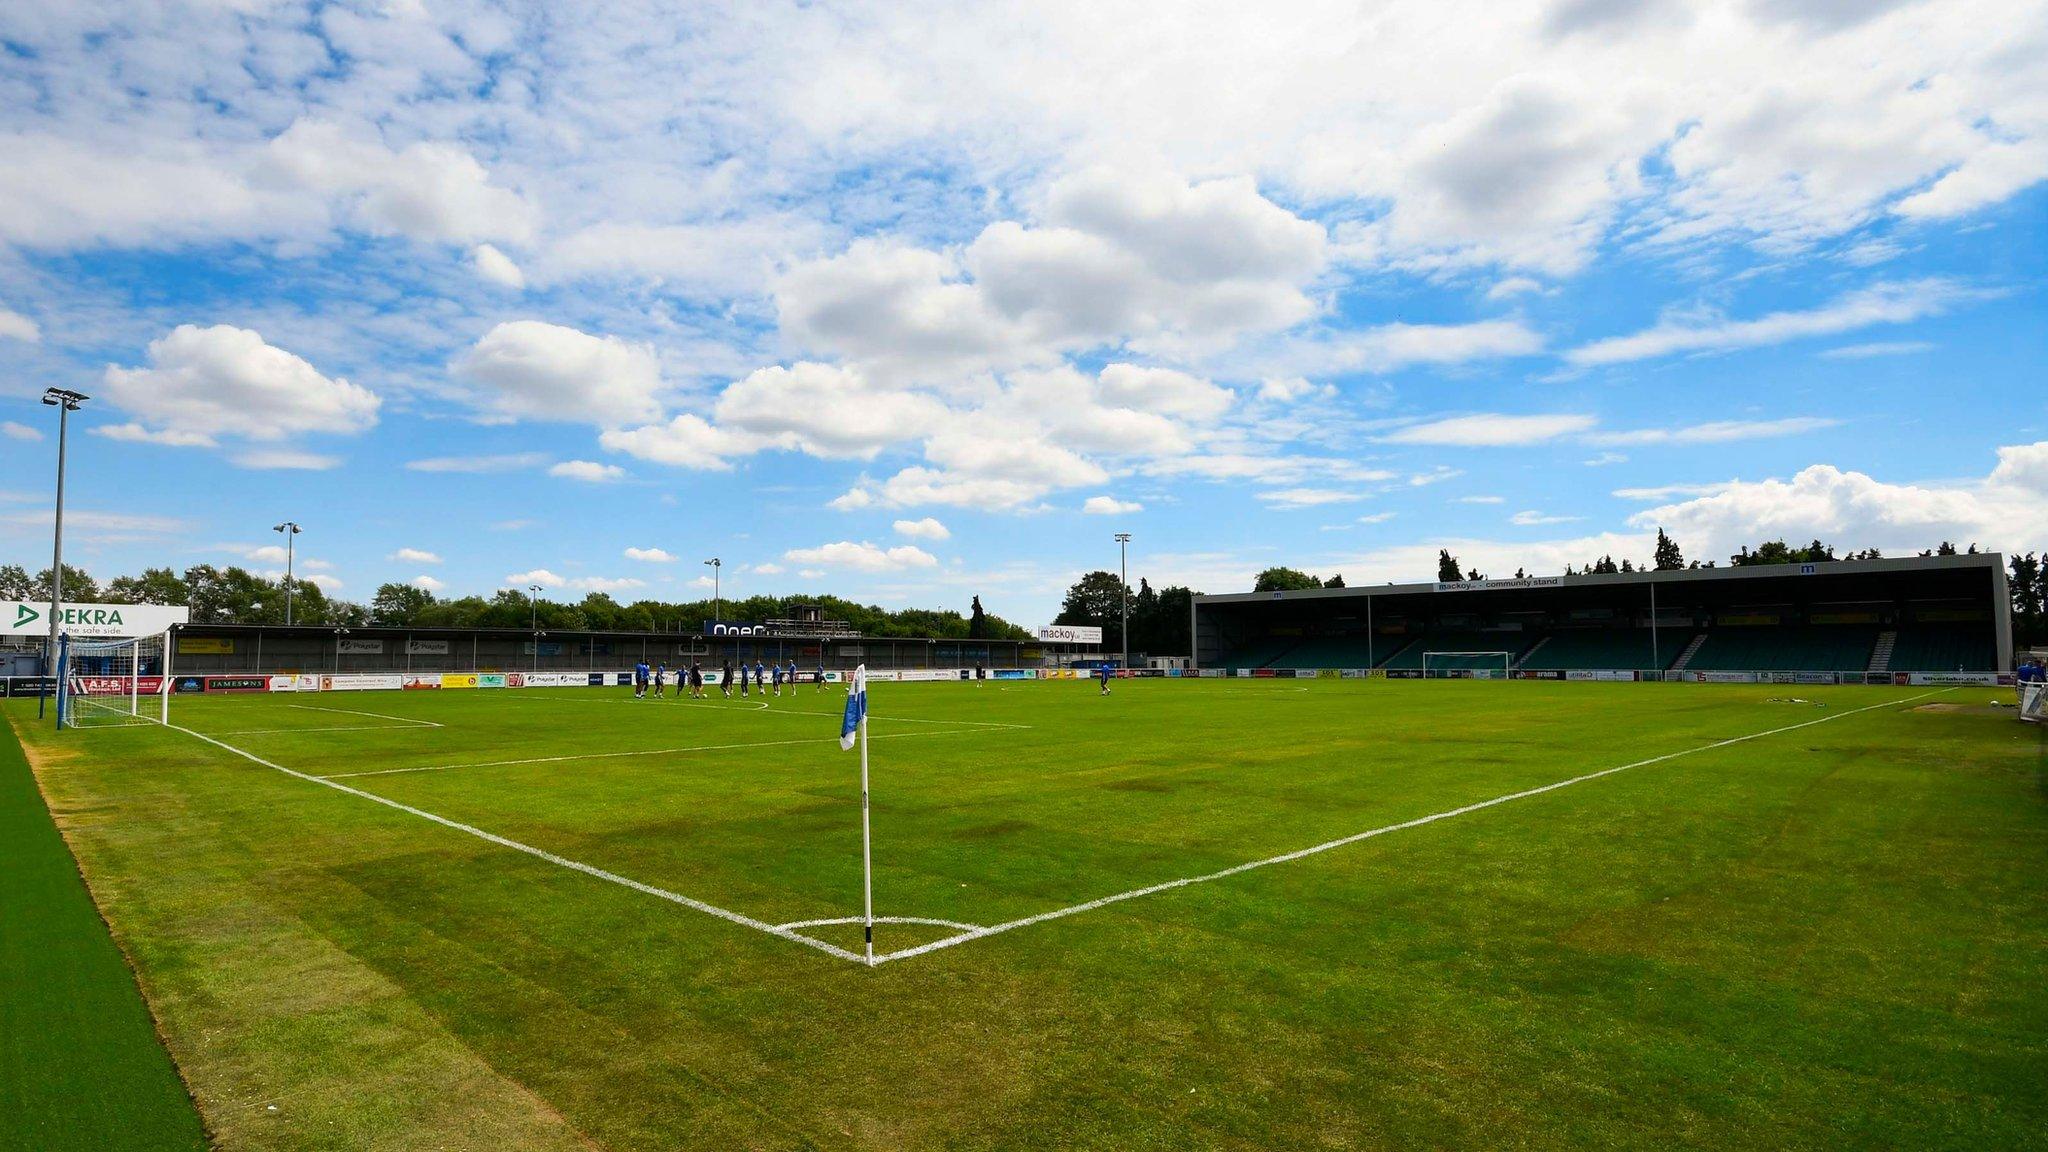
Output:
[[59, 634, 170, 729], [1420, 651, 1513, 680]]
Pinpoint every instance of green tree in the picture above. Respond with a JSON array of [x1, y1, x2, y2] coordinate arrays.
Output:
[[104, 567, 189, 605], [1653, 528, 1684, 571], [967, 595, 995, 640], [370, 582, 436, 626], [1056, 571, 1133, 631], [1252, 566, 1323, 592], [1436, 550, 1462, 582], [31, 564, 100, 602], [2011, 553, 2045, 645], [1322, 573, 1346, 588], [0, 564, 33, 600]]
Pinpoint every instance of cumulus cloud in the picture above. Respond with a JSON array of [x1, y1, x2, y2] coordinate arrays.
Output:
[[1082, 496, 1143, 515], [506, 568, 646, 592], [1258, 488, 1368, 508], [893, 517, 950, 540], [1510, 509, 1582, 525], [783, 540, 940, 572], [1382, 413, 1597, 446], [262, 118, 538, 245], [454, 321, 666, 426], [232, 448, 342, 470], [714, 362, 949, 458], [599, 414, 774, 470], [472, 244, 525, 289], [1, 421, 41, 441], [0, 306, 39, 343], [412, 575, 447, 592], [100, 324, 379, 445], [392, 548, 442, 564], [548, 460, 627, 482], [624, 547, 676, 562], [405, 452, 551, 473]]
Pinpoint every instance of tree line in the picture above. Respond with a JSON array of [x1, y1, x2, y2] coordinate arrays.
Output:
[[0, 562, 1033, 641], [1053, 571, 1198, 657]]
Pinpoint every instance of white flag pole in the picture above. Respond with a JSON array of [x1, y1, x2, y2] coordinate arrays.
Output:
[[859, 670, 875, 966]]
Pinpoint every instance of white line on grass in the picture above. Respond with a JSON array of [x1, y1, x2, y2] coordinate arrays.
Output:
[[215, 725, 441, 735], [870, 689, 1951, 965], [288, 704, 443, 727], [505, 693, 1032, 730], [319, 728, 993, 779], [165, 723, 866, 965]]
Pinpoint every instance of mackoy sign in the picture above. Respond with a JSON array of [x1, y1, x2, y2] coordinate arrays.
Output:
[[1, 601, 191, 638]]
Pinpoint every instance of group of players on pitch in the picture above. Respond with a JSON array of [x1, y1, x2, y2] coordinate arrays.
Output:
[[630, 658, 824, 700]]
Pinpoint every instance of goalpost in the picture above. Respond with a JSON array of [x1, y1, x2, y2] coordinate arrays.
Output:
[[58, 632, 172, 729], [1420, 651, 1513, 680]]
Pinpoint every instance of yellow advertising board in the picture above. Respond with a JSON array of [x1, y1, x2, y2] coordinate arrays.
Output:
[[440, 673, 479, 689], [176, 637, 235, 655]]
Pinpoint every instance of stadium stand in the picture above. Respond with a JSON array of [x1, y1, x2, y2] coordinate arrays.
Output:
[[1521, 628, 1694, 671], [1887, 626, 1997, 673], [1681, 626, 1879, 673], [1274, 636, 1379, 668], [1378, 631, 1535, 670]]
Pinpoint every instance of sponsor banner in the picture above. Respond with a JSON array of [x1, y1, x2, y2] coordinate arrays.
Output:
[[173, 676, 207, 693], [1433, 577, 1564, 593], [1518, 669, 1565, 680], [1252, 668, 1276, 678], [994, 668, 1035, 680], [519, 672, 582, 688], [268, 675, 297, 692], [1034, 624, 1103, 645], [67, 676, 165, 696], [336, 637, 385, 655], [1686, 671, 1758, 684], [2, 676, 57, 698], [3, 601, 190, 638], [1386, 669, 1425, 680], [176, 637, 234, 655], [520, 641, 565, 657], [1314, 668, 1342, 679], [401, 673, 441, 689], [478, 674, 508, 688], [208, 676, 268, 693], [1273, 668, 1298, 679], [296, 674, 320, 692], [1198, 668, 1225, 678], [1340, 668, 1375, 679], [441, 673, 479, 689], [1763, 671, 1838, 685], [321, 674, 404, 692], [705, 621, 768, 637], [1565, 669, 1637, 682], [406, 639, 452, 656], [1905, 671, 2000, 686]]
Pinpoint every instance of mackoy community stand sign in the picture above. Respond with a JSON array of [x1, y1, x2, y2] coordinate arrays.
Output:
[[2, 601, 190, 638]]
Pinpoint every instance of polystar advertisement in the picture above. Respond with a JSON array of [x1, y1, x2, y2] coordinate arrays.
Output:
[[2, 601, 191, 638]]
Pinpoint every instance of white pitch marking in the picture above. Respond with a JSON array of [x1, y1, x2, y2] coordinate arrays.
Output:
[[288, 704, 443, 728], [776, 915, 986, 933], [317, 727, 992, 779], [870, 689, 1952, 965], [163, 723, 866, 964], [215, 725, 438, 735], [506, 693, 1031, 729]]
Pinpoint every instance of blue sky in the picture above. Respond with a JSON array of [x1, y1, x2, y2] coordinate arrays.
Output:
[[1, 0, 2044, 627]]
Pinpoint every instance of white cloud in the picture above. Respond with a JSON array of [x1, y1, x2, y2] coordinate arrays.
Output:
[[1383, 413, 1597, 446], [1584, 451, 1628, 466], [1259, 488, 1367, 508], [405, 452, 550, 473], [1511, 509, 1582, 525], [298, 573, 344, 592], [262, 118, 537, 245], [454, 321, 665, 426], [1893, 138, 2048, 221], [1819, 341, 1935, 359], [472, 244, 526, 289], [1081, 496, 1143, 515], [835, 467, 1056, 512], [1356, 512, 1397, 524], [714, 362, 948, 458], [506, 568, 645, 593], [1588, 417, 1838, 446], [1632, 443, 2048, 560], [893, 517, 951, 540], [1, 421, 41, 442], [1566, 280, 1981, 367], [1486, 276, 1545, 300], [1094, 364, 1234, 421], [540, 217, 827, 298], [507, 568, 565, 587], [232, 448, 342, 470], [392, 548, 442, 564], [624, 547, 677, 562], [783, 540, 940, 573], [751, 562, 786, 575], [1255, 376, 1332, 403], [549, 459, 627, 482], [1456, 495, 1507, 504], [412, 575, 447, 593], [100, 324, 379, 444], [1612, 482, 1734, 501], [1258, 319, 1544, 377], [93, 423, 218, 447], [0, 306, 39, 343], [599, 415, 774, 470]]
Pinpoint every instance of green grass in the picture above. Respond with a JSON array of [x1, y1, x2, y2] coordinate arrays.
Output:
[[6, 679, 2045, 1150], [1, 711, 208, 1151]]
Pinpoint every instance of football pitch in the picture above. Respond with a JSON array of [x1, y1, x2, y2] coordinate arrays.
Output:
[[7, 679, 2046, 1150]]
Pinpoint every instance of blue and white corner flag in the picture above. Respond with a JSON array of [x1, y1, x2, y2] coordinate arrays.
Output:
[[840, 664, 867, 751]]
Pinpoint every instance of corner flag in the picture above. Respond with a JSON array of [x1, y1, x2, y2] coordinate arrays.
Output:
[[840, 664, 867, 751]]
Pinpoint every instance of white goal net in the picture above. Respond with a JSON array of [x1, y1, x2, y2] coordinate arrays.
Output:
[[2022, 681, 2047, 724], [1420, 651, 1513, 680], [60, 634, 170, 729]]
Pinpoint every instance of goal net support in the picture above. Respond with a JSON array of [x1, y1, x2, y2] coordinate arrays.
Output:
[[1420, 651, 1513, 680], [58, 633, 171, 729], [2023, 681, 2047, 724]]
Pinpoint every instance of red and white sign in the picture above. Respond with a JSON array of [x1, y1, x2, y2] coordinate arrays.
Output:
[[68, 676, 165, 696]]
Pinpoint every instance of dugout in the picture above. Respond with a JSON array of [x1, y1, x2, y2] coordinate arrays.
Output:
[[1192, 553, 2013, 678]]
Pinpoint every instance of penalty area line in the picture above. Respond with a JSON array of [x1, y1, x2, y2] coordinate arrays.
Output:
[[164, 723, 868, 965], [317, 727, 1000, 779], [871, 688, 1952, 965]]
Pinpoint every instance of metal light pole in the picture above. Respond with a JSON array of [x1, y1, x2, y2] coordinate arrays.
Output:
[[40, 388, 87, 722], [272, 522, 301, 625], [1115, 532, 1132, 669], [703, 557, 721, 622], [529, 584, 542, 670]]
